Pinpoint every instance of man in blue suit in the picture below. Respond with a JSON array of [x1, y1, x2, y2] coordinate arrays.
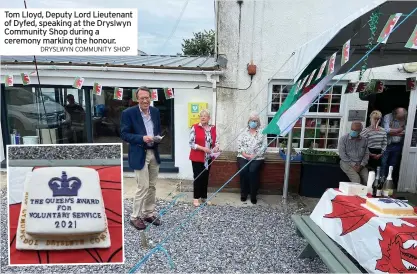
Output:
[[121, 86, 162, 230]]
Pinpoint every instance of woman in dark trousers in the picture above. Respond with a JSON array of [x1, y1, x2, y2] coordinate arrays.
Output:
[[237, 112, 267, 204], [189, 109, 219, 207]]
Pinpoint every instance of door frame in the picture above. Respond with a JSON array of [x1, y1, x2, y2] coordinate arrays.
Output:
[[398, 88, 417, 193]]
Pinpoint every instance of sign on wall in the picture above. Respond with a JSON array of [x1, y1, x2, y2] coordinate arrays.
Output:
[[188, 102, 208, 127], [348, 110, 366, 121]]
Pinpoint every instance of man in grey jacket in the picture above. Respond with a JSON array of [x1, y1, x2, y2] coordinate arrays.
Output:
[[338, 121, 369, 185]]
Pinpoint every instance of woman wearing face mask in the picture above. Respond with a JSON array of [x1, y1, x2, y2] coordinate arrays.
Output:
[[360, 110, 387, 170], [237, 112, 267, 204], [189, 109, 220, 207]]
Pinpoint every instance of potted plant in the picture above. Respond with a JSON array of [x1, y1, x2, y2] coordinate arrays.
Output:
[[279, 141, 302, 162], [301, 148, 340, 164]]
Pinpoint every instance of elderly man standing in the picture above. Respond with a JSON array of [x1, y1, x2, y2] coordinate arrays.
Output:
[[381, 107, 407, 182], [121, 86, 162, 230], [338, 121, 369, 184]]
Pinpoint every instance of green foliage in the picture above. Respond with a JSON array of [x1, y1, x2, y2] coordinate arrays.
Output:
[[181, 29, 215, 56]]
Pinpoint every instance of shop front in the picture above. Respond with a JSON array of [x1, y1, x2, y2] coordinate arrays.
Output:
[[0, 55, 221, 180]]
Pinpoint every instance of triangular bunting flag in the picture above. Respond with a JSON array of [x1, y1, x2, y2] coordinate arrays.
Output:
[[316, 60, 327, 80], [114, 87, 123, 100], [73, 77, 84, 89], [406, 77, 416, 92], [328, 53, 337, 75], [356, 82, 367, 93], [374, 80, 384, 93], [151, 89, 159, 101], [341, 39, 350, 65], [305, 70, 316, 87], [21, 73, 30, 85], [405, 25, 417, 49], [93, 82, 102, 96], [4, 75, 13, 87], [377, 13, 402, 44], [346, 82, 357, 93], [299, 77, 308, 90], [164, 88, 174, 99]]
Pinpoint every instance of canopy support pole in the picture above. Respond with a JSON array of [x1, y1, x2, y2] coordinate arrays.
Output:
[[282, 129, 293, 201]]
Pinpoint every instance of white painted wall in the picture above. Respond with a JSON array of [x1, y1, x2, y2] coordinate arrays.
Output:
[[216, 0, 415, 150], [1, 65, 219, 180], [0, 122, 4, 162]]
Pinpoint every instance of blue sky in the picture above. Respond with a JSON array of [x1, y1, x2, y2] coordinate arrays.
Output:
[[1, 0, 215, 55]]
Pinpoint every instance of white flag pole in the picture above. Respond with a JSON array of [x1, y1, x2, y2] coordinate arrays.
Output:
[[283, 129, 293, 201]]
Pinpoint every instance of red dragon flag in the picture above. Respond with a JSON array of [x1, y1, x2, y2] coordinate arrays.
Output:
[[114, 87, 123, 100], [406, 77, 416, 92], [299, 76, 308, 90], [4, 75, 13, 87], [341, 39, 350, 66], [356, 82, 367, 93], [346, 82, 357, 93], [377, 13, 402, 44], [316, 60, 327, 80], [327, 52, 337, 75], [72, 77, 84, 89], [164, 88, 174, 99], [405, 25, 417, 50], [151, 89, 159, 101], [374, 80, 384, 93], [93, 82, 102, 96], [21, 73, 30, 85]]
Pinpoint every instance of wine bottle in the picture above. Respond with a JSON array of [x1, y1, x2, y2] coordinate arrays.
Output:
[[382, 166, 394, 197], [372, 167, 381, 197]]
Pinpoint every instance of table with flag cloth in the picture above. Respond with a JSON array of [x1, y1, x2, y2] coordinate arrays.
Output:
[[310, 188, 417, 273], [8, 166, 123, 265]]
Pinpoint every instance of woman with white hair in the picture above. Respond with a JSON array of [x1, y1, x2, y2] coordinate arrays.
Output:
[[189, 109, 220, 207], [237, 112, 267, 204]]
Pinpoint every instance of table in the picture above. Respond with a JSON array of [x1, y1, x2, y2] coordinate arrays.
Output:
[[310, 188, 417, 273], [8, 166, 123, 265]]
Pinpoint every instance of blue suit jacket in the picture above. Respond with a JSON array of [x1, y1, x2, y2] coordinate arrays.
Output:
[[120, 106, 161, 170]]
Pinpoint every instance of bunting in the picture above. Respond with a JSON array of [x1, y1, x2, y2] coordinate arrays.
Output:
[[377, 13, 402, 44]]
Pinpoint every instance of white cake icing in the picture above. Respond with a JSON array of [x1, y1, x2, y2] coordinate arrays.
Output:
[[25, 167, 106, 237], [366, 197, 415, 216], [16, 168, 111, 250]]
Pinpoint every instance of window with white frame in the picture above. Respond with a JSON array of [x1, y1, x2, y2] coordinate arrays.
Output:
[[267, 82, 344, 150]]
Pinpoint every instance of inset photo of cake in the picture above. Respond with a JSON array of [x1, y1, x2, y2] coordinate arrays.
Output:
[[6, 144, 124, 265]]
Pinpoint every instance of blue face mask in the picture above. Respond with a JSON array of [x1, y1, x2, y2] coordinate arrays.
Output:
[[249, 121, 258, 129], [350, 130, 359, 138]]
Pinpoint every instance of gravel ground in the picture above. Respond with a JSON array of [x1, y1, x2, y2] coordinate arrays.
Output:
[[1, 187, 328, 273], [7, 145, 121, 160]]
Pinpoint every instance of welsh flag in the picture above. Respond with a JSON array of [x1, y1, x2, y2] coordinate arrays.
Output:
[[328, 52, 337, 74], [21, 73, 30, 85], [341, 39, 350, 65], [73, 77, 84, 89], [164, 88, 174, 99], [305, 70, 316, 87], [5, 75, 13, 87], [93, 82, 102, 96], [114, 87, 123, 100], [316, 60, 327, 80], [405, 25, 417, 49], [151, 89, 159, 101], [406, 77, 416, 92], [377, 13, 402, 44], [263, 67, 340, 136]]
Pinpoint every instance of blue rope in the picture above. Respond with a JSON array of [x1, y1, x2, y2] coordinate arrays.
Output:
[[129, 8, 417, 273], [128, 244, 175, 273]]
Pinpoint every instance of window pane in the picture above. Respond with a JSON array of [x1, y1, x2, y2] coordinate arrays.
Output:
[[308, 85, 342, 114], [302, 118, 341, 149], [4, 86, 88, 145]]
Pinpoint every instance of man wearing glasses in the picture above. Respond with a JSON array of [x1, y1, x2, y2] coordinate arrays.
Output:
[[121, 86, 162, 230]]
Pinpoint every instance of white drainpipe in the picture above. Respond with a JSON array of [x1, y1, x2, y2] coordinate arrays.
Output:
[[204, 72, 218, 125]]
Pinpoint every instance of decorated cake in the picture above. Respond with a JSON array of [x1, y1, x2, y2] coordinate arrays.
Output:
[[16, 167, 111, 250], [365, 197, 416, 216]]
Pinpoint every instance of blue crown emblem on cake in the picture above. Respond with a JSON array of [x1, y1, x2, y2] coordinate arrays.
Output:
[[48, 171, 82, 197]]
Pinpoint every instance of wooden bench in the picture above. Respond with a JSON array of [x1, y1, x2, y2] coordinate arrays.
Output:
[[292, 215, 362, 273]]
